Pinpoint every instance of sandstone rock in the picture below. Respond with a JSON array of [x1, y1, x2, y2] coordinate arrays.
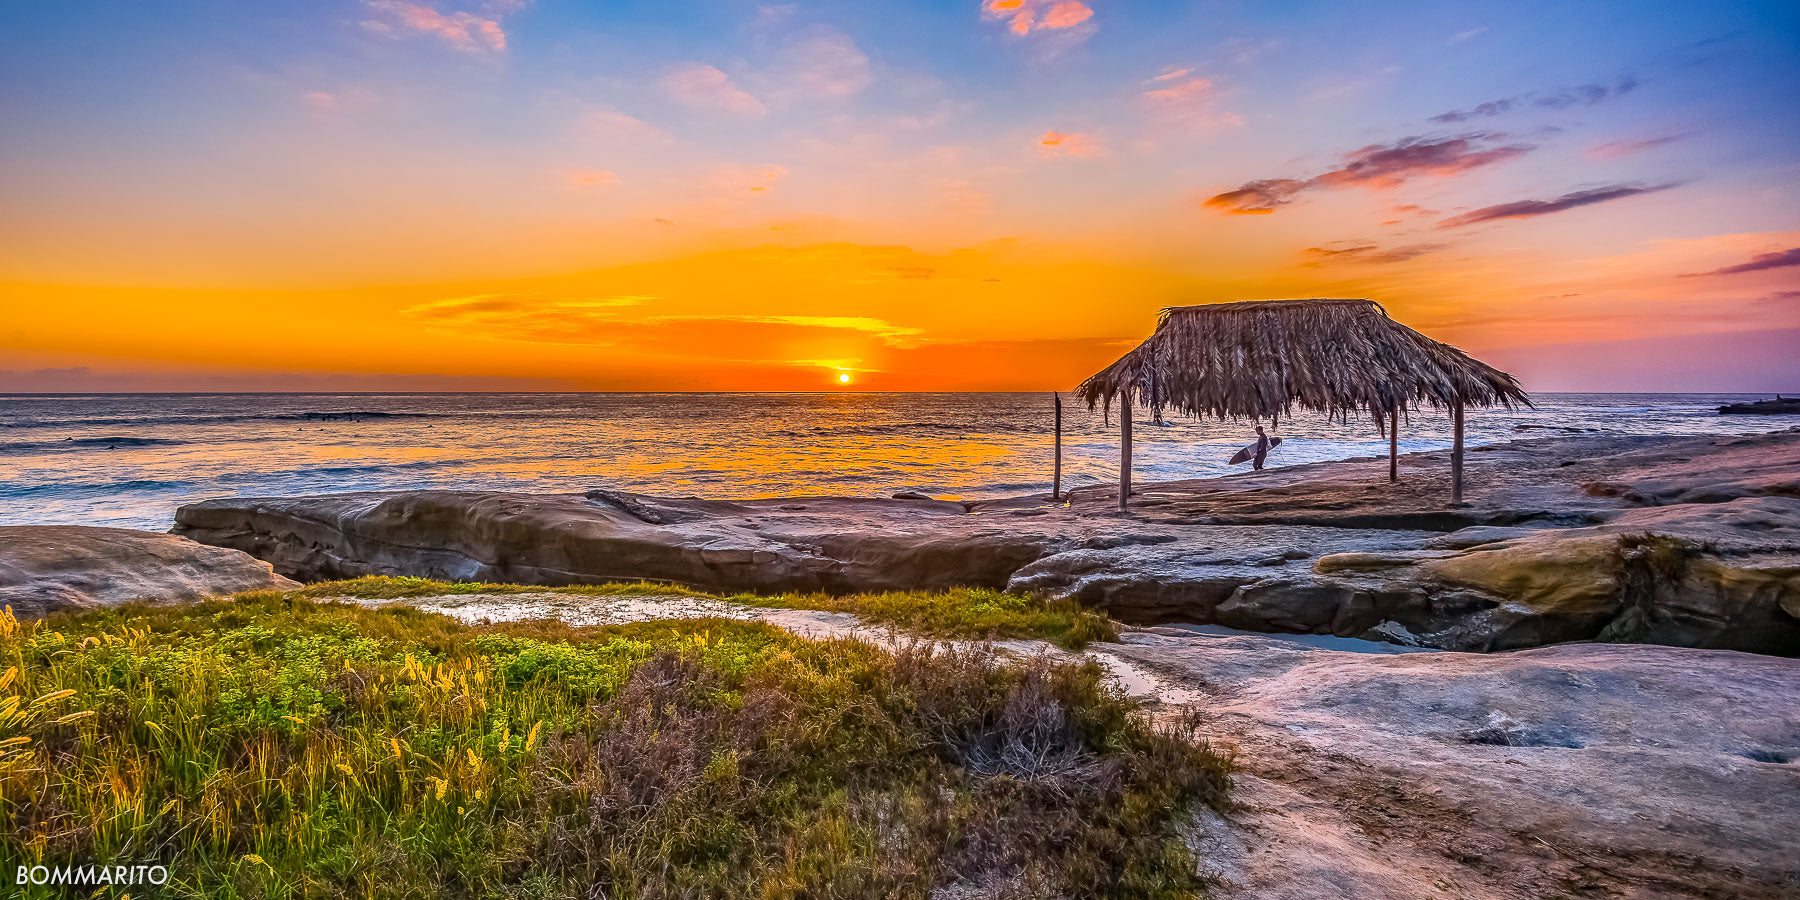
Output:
[[1104, 632, 1800, 898], [0, 526, 296, 616], [172, 430, 1800, 655], [174, 491, 1059, 594]]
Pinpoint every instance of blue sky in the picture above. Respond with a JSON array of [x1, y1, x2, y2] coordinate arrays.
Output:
[[1, 0, 1796, 390]]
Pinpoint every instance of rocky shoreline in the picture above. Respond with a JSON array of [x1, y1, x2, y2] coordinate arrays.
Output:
[[166, 429, 1800, 655], [3, 428, 1797, 897]]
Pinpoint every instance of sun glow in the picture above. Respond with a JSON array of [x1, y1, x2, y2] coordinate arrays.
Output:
[[837, 372, 852, 385]]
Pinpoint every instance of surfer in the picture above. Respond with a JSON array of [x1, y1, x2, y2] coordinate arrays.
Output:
[[1227, 426, 1282, 468]]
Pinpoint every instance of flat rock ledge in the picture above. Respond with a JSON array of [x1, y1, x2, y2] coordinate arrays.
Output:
[[172, 429, 1800, 654], [0, 525, 297, 616]]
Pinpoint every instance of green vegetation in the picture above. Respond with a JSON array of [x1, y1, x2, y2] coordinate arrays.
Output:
[[0, 594, 1228, 898], [289, 577, 1118, 650]]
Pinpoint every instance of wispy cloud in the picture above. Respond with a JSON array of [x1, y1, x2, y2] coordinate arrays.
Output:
[[763, 28, 873, 100], [663, 65, 767, 116], [1302, 242, 1446, 264], [1681, 247, 1800, 277], [362, 1, 508, 53], [1438, 183, 1674, 228], [1586, 133, 1691, 160], [1142, 71, 1242, 131], [404, 294, 923, 352], [562, 170, 617, 189], [582, 108, 676, 145], [1203, 134, 1530, 214], [1201, 179, 1305, 215], [981, 0, 1094, 37], [1430, 75, 1639, 123], [1037, 130, 1102, 158]]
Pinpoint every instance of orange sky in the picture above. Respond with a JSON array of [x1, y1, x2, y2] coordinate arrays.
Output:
[[2, 0, 1797, 392]]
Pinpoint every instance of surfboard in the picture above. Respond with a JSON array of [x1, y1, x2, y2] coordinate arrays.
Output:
[[1228, 436, 1282, 465]]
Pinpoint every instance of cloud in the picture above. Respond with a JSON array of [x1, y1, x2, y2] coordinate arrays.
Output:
[[1302, 242, 1446, 264], [754, 3, 797, 25], [582, 108, 675, 145], [362, 1, 507, 53], [1430, 76, 1638, 122], [1142, 72, 1242, 131], [1449, 27, 1487, 44], [405, 294, 649, 323], [1201, 178, 1306, 214], [1586, 133, 1691, 160], [1681, 247, 1800, 277], [1313, 135, 1530, 189], [663, 65, 767, 116], [1438, 183, 1674, 228], [705, 164, 788, 195], [765, 28, 873, 99], [1202, 134, 1530, 214], [1143, 75, 1212, 104], [981, 0, 1094, 36], [1037, 130, 1102, 158], [563, 170, 617, 188], [403, 294, 923, 354]]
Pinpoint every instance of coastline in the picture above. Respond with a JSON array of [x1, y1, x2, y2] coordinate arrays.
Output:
[[151, 427, 1800, 655]]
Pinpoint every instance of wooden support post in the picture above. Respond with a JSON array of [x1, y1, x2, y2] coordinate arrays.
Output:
[[1052, 393, 1063, 501], [1118, 394, 1133, 511], [1451, 398, 1465, 505], [1389, 399, 1400, 483]]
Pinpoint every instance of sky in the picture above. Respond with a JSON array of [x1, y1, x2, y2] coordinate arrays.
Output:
[[1, 0, 1797, 392]]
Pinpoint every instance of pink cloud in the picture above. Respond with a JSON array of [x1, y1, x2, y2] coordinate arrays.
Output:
[[1204, 134, 1532, 213], [1586, 133, 1690, 160], [583, 108, 675, 145], [703, 164, 788, 196], [663, 65, 767, 116], [563, 170, 618, 188], [363, 1, 506, 53], [1142, 73, 1242, 131], [1144, 75, 1212, 103], [981, 0, 1094, 36], [1037, 130, 1102, 158], [769, 29, 872, 99]]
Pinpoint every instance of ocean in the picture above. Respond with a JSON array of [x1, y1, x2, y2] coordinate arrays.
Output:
[[1, 392, 1792, 531]]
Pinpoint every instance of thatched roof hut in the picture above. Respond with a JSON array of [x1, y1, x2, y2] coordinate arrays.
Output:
[[1075, 298, 1530, 508]]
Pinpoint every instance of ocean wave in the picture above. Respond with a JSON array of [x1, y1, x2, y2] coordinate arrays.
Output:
[[0, 411, 456, 429], [0, 436, 190, 454], [211, 460, 461, 482], [770, 421, 1055, 438], [0, 479, 196, 499]]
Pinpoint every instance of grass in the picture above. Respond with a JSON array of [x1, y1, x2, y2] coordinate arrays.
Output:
[[0, 594, 1229, 899], [743, 588, 1118, 649], [296, 577, 1119, 650]]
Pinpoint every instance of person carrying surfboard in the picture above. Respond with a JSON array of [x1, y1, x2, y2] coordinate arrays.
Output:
[[1228, 426, 1283, 469]]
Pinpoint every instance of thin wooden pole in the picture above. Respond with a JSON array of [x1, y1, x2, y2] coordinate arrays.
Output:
[[1451, 398, 1465, 504], [1052, 393, 1063, 501], [1389, 398, 1399, 483], [1118, 394, 1133, 511]]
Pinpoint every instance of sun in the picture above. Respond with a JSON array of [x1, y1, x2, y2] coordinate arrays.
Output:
[[837, 372, 852, 385]]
